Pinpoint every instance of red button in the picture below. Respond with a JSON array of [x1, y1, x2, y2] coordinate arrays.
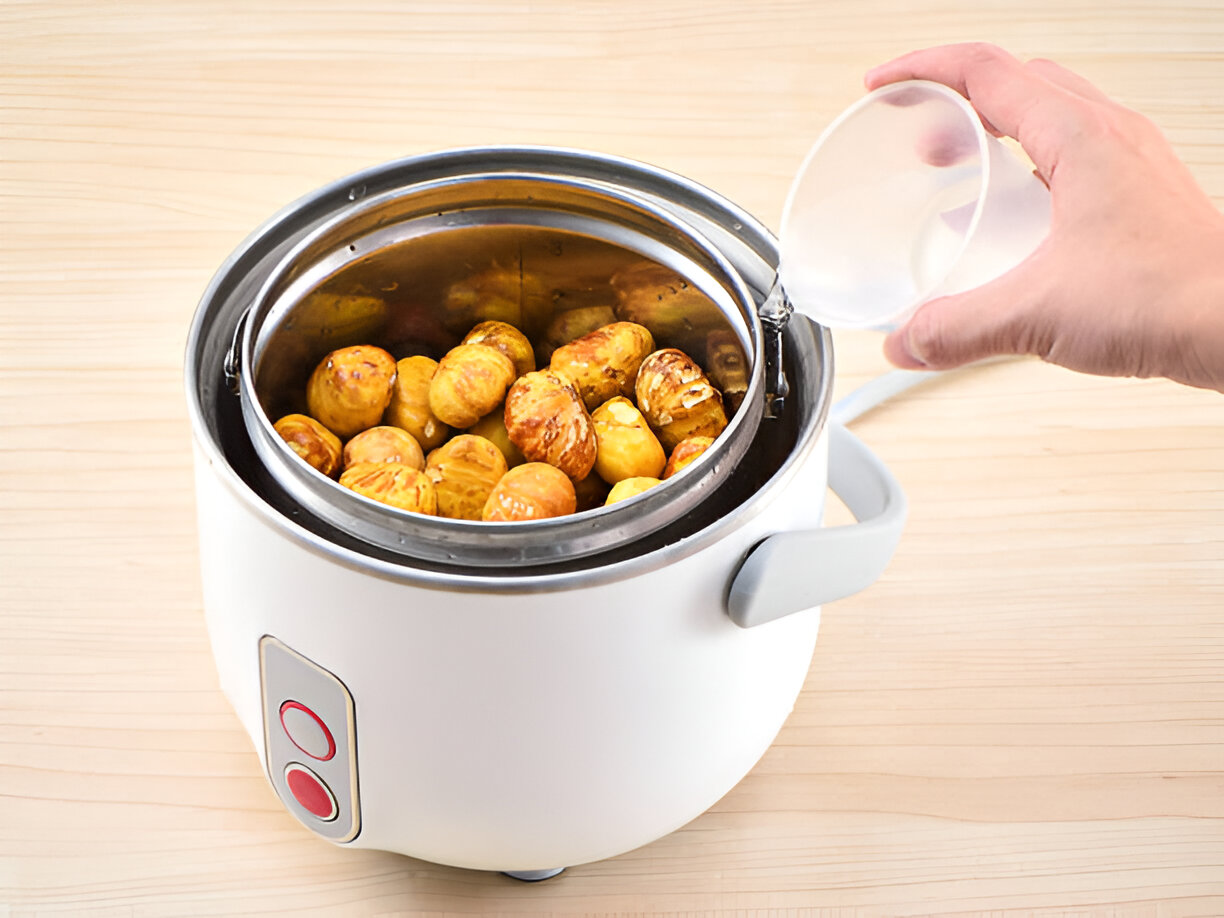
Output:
[[284, 763, 338, 821], [279, 701, 336, 761]]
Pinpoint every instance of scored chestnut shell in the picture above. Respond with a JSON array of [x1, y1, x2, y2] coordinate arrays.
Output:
[[635, 348, 728, 452], [425, 434, 509, 521], [482, 462, 577, 522], [339, 461, 437, 515], [429, 343, 517, 429], [503, 369, 596, 482], [305, 344, 398, 439], [549, 321, 655, 411], [273, 414, 342, 478]]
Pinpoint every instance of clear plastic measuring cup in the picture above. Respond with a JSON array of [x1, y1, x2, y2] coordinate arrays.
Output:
[[779, 80, 1052, 329]]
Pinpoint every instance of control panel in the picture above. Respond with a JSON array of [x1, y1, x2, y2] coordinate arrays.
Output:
[[259, 635, 360, 842]]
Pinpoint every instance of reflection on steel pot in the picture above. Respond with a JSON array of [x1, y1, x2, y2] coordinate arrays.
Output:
[[185, 146, 906, 877]]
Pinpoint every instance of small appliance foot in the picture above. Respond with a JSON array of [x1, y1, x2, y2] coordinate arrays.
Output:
[[502, 867, 566, 882]]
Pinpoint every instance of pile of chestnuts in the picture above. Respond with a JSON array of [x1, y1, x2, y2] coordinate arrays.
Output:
[[272, 309, 731, 523]]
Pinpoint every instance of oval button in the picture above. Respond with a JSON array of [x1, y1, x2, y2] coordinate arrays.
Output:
[[279, 700, 336, 761], [284, 763, 338, 821]]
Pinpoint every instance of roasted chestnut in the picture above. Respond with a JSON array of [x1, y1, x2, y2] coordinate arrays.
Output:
[[273, 414, 342, 478], [537, 305, 617, 363], [549, 321, 654, 411], [590, 396, 665, 484], [635, 348, 728, 452], [429, 343, 517, 429], [339, 461, 437, 515], [482, 462, 577, 521], [385, 355, 450, 451], [342, 425, 425, 471], [663, 435, 715, 479], [305, 345, 398, 439], [605, 476, 661, 505], [425, 434, 509, 521], [466, 407, 526, 468], [462, 320, 536, 379], [503, 369, 596, 481]]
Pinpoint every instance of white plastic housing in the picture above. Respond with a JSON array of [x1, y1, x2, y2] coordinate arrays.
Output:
[[193, 431, 830, 873]]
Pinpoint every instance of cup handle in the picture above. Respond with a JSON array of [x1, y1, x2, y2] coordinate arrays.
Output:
[[727, 422, 907, 628]]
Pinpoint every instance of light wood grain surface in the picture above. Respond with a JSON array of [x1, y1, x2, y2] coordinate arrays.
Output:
[[3, 2, 1224, 915]]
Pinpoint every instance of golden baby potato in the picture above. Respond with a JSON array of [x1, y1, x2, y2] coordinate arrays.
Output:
[[537, 305, 617, 363], [429, 343, 517, 429], [339, 461, 437, 515], [273, 414, 343, 478], [342, 426, 425, 471], [482, 462, 577, 522], [605, 476, 661, 506], [591, 396, 665, 485], [549, 321, 655, 411], [305, 344, 398, 439], [385, 356, 450, 451], [504, 369, 596, 482], [663, 435, 716, 479], [425, 434, 509, 521], [462, 320, 536, 378], [466, 407, 526, 467], [635, 348, 728, 452]]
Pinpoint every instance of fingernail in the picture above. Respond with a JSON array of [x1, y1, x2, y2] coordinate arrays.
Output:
[[885, 329, 929, 369]]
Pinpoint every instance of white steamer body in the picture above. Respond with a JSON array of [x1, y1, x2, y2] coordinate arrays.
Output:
[[193, 430, 829, 872], [186, 147, 906, 876]]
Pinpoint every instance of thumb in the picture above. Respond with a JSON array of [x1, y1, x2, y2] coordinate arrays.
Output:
[[883, 268, 1051, 369]]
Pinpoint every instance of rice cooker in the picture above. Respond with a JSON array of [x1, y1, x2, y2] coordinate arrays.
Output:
[[185, 146, 907, 879]]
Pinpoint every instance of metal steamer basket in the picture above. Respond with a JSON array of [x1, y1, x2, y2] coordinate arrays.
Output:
[[186, 146, 906, 875], [230, 167, 773, 568]]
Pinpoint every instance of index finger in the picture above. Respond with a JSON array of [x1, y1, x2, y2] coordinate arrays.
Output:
[[865, 42, 1082, 177]]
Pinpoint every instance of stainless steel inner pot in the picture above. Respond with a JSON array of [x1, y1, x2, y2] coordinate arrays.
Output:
[[192, 147, 832, 575]]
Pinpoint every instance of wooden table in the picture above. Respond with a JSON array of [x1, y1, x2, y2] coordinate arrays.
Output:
[[3, 3, 1223, 914]]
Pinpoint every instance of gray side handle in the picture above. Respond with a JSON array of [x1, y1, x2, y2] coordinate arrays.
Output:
[[727, 422, 907, 628]]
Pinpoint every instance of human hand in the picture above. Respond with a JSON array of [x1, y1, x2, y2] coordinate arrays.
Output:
[[865, 43, 1224, 392]]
